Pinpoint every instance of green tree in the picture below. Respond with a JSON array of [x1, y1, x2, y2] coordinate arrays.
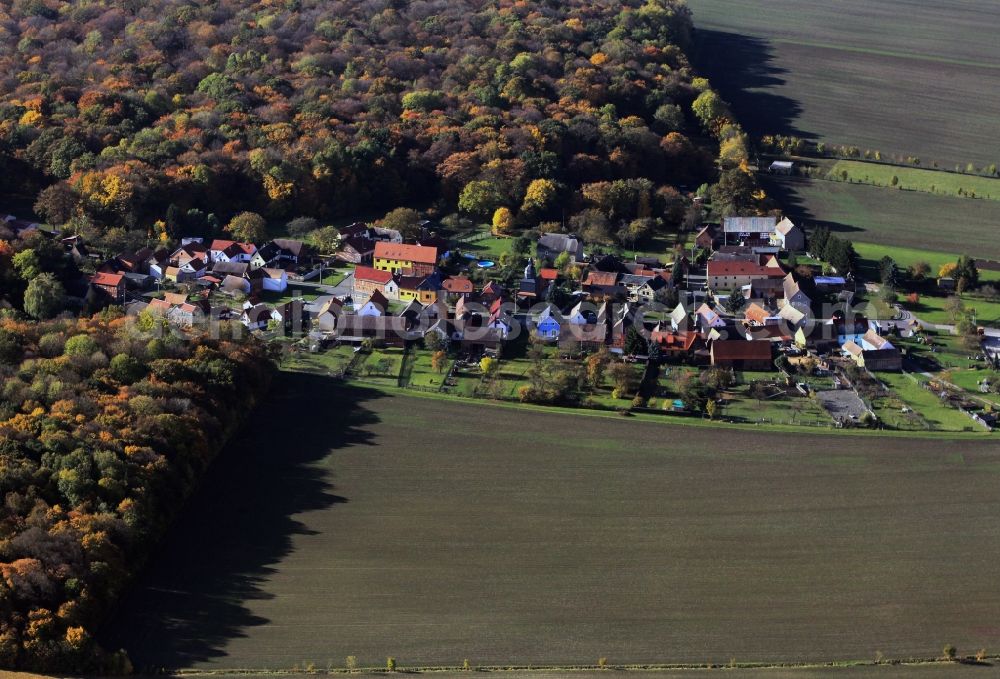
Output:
[[380, 207, 422, 240], [458, 181, 503, 218], [691, 90, 727, 130], [309, 225, 341, 254], [724, 290, 745, 315], [624, 326, 646, 355], [226, 211, 268, 243], [12, 249, 41, 280], [401, 90, 445, 112], [24, 273, 65, 319], [64, 333, 100, 357]]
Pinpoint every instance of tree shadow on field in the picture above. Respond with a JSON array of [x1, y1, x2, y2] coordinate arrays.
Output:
[[101, 373, 387, 672], [691, 29, 811, 140], [759, 175, 865, 238]]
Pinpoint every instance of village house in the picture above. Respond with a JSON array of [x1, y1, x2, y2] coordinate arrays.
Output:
[[219, 274, 251, 296], [333, 315, 411, 347], [781, 273, 812, 311], [695, 224, 718, 249], [314, 297, 345, 332], [373, 242, 438, 276], [558, 321, 606, 353], [441, 276, 474, 300], [537, 233, 585, 262], [211, 261, 250, 278], [170, 242, 210, 268], [744, 302, 774, 327], [582, 270, 623, 298], [397, 274, 441, 304], [631, 274, 670, 303], [353, 265, 396, 301], [695, 303, 727, 333], [668, 302, 690, 332], [168, 301, 209, 328], [358, 290, 389, 317], [778, 303, 808, 329], [90, 271, 126, 303], [210, 239, 257, 264], [842, 341, 903, 371], [337, 235, 376, 264], [710, 339, 774, 370], [771, 218, 806, 251], [722, 216, 777, 248], [532, 304, 563, 341], [259, 267, 288, 292], [707, 259, 785, 291], [650, 330, 705, 361]]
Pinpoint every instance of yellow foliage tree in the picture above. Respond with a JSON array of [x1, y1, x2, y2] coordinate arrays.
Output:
[[19, 110, 43, 126], [491, 207, 514, 235], [938, 262, 957, 279], [263, 173, 294, 200], [522, 178, 557, 214]]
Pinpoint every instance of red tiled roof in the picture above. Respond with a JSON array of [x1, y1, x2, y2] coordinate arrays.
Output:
[[210, 239, 256, 254], [354, 265, 394, 284], [539, 268, 558, 280], [651, 331, 699, 351], [442, 276, 474, 293], [583, 271, 619, 287], [374, 241, 438, 265], [707, 261, 785, 277], [92, 272, 124, 286], [744, 303, 771, 325]]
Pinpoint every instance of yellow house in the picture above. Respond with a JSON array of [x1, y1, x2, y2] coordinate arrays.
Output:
[[373, 242, 438, 276], [397, 275, 439, 304]]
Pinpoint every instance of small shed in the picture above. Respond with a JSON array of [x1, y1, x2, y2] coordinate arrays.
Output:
[[769, 160, 794, 175]]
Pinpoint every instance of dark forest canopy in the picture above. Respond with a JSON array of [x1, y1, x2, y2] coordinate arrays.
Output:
[[0, 0, 744, 241]]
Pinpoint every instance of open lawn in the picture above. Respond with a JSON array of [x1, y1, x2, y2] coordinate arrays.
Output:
[[878, 373, 978, 432], [827, 161, 1000, 201], [761, 175, 1000, 260], [688, 0, 1000, 168], [107, 375, 1000, 671], [406, 349, 451, 391], [855, 244, 1000, 285], [904, 293, 1000, 327], [283, 344, 357, 376]]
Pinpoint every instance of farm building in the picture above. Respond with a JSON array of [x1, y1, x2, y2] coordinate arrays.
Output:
[[710, 339, 774, 370]]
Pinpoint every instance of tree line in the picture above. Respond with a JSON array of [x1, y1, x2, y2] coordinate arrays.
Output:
[[0, 312, 274, 671]]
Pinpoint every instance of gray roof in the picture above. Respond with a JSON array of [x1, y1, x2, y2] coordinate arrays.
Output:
[[537, 233, 584, 258], [723, 216, 777, 234]]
